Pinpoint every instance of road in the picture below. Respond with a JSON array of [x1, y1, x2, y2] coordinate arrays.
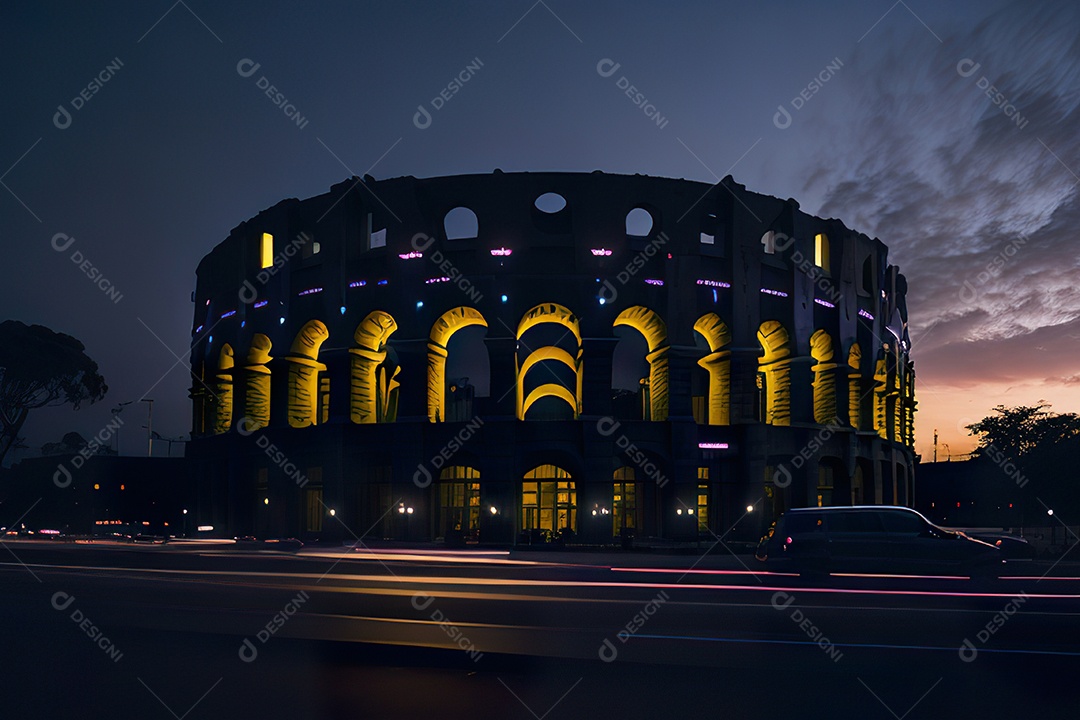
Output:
[[1, 540, 1078, 718]]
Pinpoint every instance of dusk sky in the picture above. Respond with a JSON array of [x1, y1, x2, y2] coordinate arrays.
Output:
[[3, 0, 1078, 462]]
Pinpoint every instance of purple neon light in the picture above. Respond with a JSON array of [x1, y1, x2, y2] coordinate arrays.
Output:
[[859, 309, 874, 320], [348, 280, 366, 288], [696, 279, 731, 288], [591, 248, 613, 256], [220, 310, 237, 319], [814, 298, 835, 309], [398, 251, 423, 260], [425, 276, 450, 284], [698, 442, 730, 449], [298, 287, 323, 296], [761, 288, 788, 297], [490, 247, 512, 256], [644, 278, 664, 286]]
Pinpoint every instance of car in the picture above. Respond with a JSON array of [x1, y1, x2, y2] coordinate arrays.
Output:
[[755, 505, 1003, 576]]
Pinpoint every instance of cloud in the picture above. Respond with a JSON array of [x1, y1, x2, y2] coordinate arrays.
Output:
[[792, 0, 1080, 398]]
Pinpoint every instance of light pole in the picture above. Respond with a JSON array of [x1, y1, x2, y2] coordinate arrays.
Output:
[[141, 399, 154, 457], [111, 401, 132, 454]]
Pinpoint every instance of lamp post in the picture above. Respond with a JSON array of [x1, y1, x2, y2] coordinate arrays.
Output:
[[141, 399, 154, 457], [111, 401, 132, 454]]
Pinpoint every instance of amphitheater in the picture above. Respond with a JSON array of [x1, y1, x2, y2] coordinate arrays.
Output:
[[187, 171, 916, 544]]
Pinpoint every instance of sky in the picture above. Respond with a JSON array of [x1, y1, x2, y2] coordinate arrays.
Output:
[[2, 0, 1078, 462]]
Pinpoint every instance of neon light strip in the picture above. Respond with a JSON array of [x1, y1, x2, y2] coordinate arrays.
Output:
[[698, 442, 729, 449], [814, 298, 835, 308], [425, 277, 450, 284], [590, 248, 612, 256], [490, 247, 512, 256], [377, 279, 388, 286], [644, 278, 664, 286], [859, 309, 874, 320], [298, 287, 323, 296], [348, 280, 366, 288], [761, 288, 788, 297], [696, 279, 731, 288], [398, 251, 422, 259], [220, 310, 236, 319]]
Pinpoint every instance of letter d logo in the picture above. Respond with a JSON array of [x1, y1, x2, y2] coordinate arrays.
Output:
[[771, 591, 795, 610], [598, 279, 619, 304], [236, 58, 261, 78], [238, 638, 259, 663], [773, 105, 792, 130], [413, 105, 432, 130], [959, 279, 978, 304], [53, 463, 73, 488], [51, 591, 75, 611], [596, 58, 621, 78], [598, 638, 618, 662], [773, 465, 792, 488], [238, 280, 259, 304], [958, 638, 978, 663], [53, 105, 72, 130], [414, 464, 432, 489], [411, 592, 435, 611]]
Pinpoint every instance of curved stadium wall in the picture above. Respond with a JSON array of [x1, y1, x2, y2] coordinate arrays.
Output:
[[187, 171, 916, 544]]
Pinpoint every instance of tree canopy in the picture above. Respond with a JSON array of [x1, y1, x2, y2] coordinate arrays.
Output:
[[966, 403, 1080, 459], [0, 320, 108, 464]]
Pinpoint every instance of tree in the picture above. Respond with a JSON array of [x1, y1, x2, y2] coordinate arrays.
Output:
[[965, 403, 1080, 459], [0, 321, 108, 465]]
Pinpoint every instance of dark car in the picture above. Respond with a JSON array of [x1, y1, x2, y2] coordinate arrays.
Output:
[[755, 506, 1002, 576]]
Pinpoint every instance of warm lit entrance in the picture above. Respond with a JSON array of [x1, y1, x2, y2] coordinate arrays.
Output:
[[439, 466, 481, 541], [521, 465, 576, 540]]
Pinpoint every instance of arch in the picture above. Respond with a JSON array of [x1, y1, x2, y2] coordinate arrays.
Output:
[[444, 206, 478, 240], [614, 306, 669, 421], [243, 334, 272, 431], [757, 321, 791, 426], [625, 207, 654, 237], [522, 383, 578, 418], [694, 313, 732, 425], [287, 321, 329, 428], [212, 344, 234, 435], [521, 464, 576, 536], [351, 311, 398, 424], [516, 303, 582, 420], [516, 303, 582, 345], [847, 343, 862, 430], [810, 329, 838, 425], [428, 307, 488, 422], [815, 233, 830, 272]]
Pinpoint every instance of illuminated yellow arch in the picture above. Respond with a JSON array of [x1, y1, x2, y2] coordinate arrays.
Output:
[[694, 313, 731, 425], [810, 330, 838, 425], [351, 311, 399, 424], [428, 307, 487, 422], [212, 344, 234, 435], [522, 383, 578, 417], [243, 334, 272, 431], [614, 306, 669, 421], [757, 321, 791, 426], [516, 303, 582, 420], [287, 320, 329, 428], [517, 303, 582, 345], [847, 343, 862, 429]]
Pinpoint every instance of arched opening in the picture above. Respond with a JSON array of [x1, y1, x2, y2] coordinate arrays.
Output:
[[815, 233, 830, 272], [287, 321, 329, 428], [757, 321, 791, 426], [694, 313, 732, 425], [613, 306, 668, 421], [625, 207, 654, 237], [438, 466, 480, 542], [810, 329, 838, 425], [243, 334, 272, 431], [847, 343, 862, 429], [444, 206, 478, 240], [427, 307, 488, 422], [761, 230, 777, 255], [351, 311, 399, 424], [516, 304, 582, 420], [521, 465, 576, 540], [212, 344, 234, 435], [612, 467, 642, 538]]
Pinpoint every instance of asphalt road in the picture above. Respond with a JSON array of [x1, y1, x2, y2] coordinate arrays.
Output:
[[1, 540, 1078, 718]]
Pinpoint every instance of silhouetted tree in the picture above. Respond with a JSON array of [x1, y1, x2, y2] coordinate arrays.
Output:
[[0, 320, 107, 464], [965, 403, 1080, 459]]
